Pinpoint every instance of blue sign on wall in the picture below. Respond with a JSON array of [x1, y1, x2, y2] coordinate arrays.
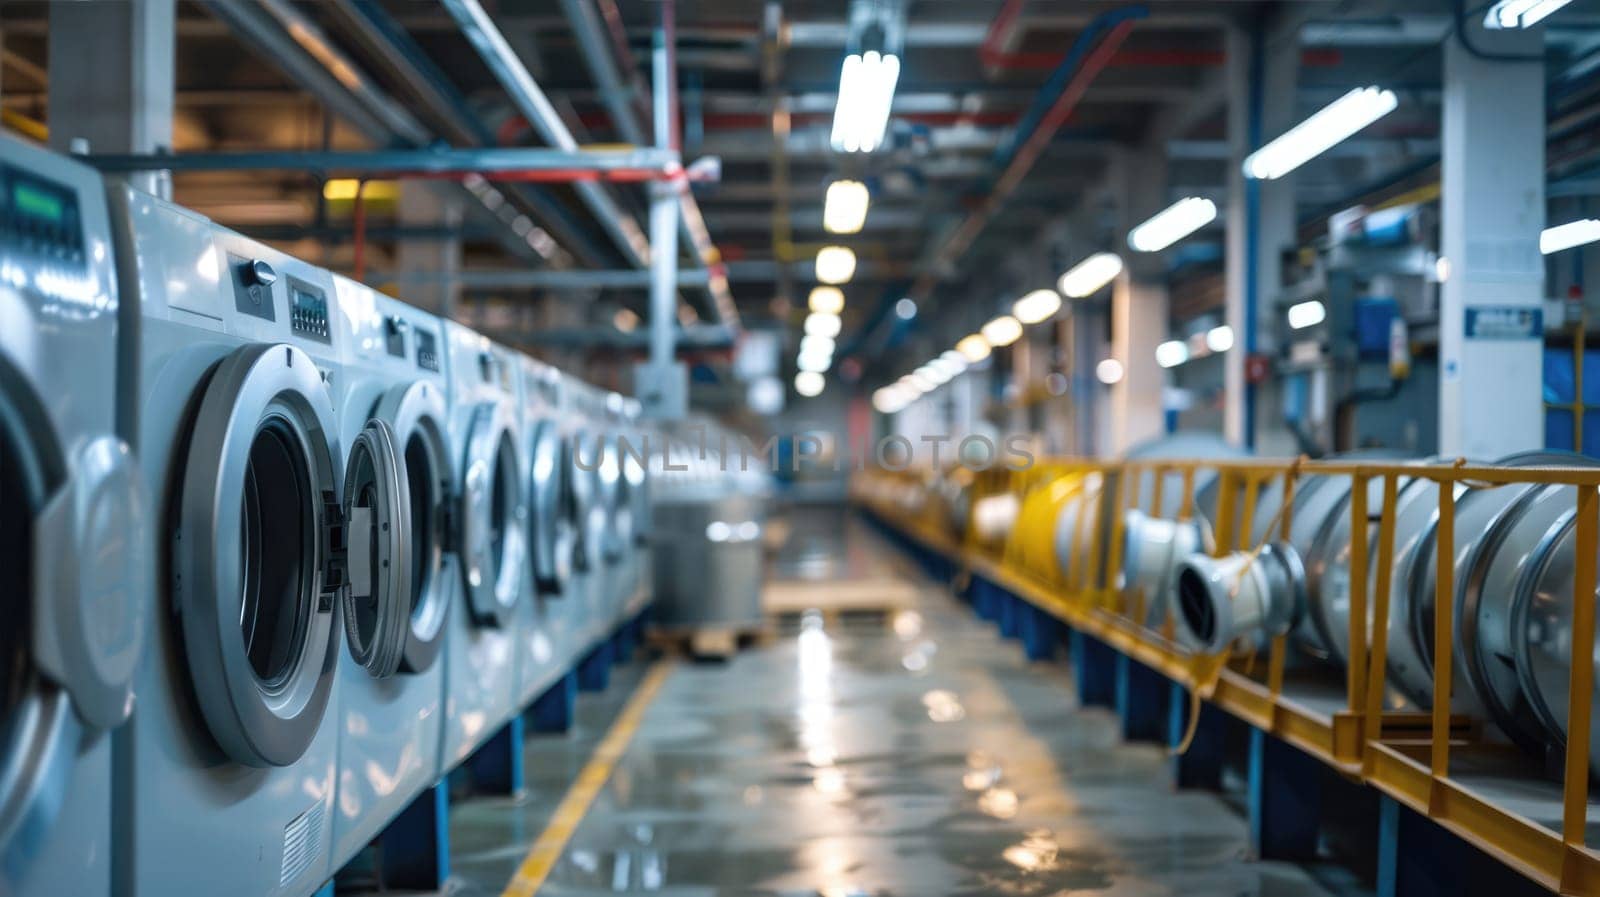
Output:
[[1465, 306, 1542, 340]]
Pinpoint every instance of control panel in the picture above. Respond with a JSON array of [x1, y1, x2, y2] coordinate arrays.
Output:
[[415, 327, 440, 372], [383, 315, 408, 359], [0, 163, 86, 267], [288, 278, 330, 343]]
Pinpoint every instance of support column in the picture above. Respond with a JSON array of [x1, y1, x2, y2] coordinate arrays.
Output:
[[1438, 21, 1546, 457], [1224, 18, 1298, 450], [397, 185, 464, 319], [47, 0, 175, 198], [638, 0, 688, 420], [1111, 147, 1172, 453]]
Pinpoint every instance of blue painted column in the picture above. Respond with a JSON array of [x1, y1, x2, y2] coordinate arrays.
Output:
[[1019, 604, 1062, 662], [1070, 630, 1117, 707], [578, 638, 614, 692], [1166, 680, 1225, 789], [527, 669, 578, 733], [1114, 654, 1168, 742], [1247, 729, 1322, 860], [467, 717, 525, 795], [376, 780, 450, 891], [997, 590, 1022, 640], [972, 578, 1001, 623]]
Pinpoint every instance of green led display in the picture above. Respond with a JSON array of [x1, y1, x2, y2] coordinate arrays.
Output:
[[13, 182, 64, 224]]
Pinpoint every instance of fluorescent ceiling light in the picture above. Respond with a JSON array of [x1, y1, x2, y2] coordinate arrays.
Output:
[[956, 333, 992, 362], [1095, 358, 1124, 385], [1155, 339, 1189, 368], [1541, 219, 1600, 254], [800, 334, 835, 358], [1128, 198, 1218, 252], [895, 297, 917, 320], [804, 312, 842, 338], [1287, 299, 1327, 329], [1205, 325, 1234, 353], [1057, 252, 1124, 298], [1243, 87, 1398, 180], [797, 351, 832, 372], [823, 180, 870, 233], [981, 315, 1023, 347], [936, 351, 968, 377], [808, 285, 845, 315], [795, 371, 825, 397], [918, 363, 951, 386], [873, 387, 907, 414], [1012, 288, 1062, 325], [1485, 0, 1572, 28], [831, 51, 900, 153], [815, 245, 857, 284]]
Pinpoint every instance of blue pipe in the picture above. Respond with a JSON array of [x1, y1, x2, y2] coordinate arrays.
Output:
[[990, 4, 1150, 171]]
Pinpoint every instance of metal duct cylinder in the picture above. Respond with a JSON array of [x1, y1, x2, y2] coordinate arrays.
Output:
[[1175, 544, 1305, 654], [971, 493, 1020, 545], [1120, 509, 1205, 626]]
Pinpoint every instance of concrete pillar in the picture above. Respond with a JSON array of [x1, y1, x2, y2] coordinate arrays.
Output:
[[1438, 21, 1546, 458], [48, 0, 175, 198], [1224, 18, 1298, 449], [1111, 147, 1171, 455], [396, 184, 464, 319]]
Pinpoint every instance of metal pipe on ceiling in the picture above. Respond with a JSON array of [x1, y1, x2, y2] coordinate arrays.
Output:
[[85, 146, 682, 176], [559, 0, 743, 332], [376, 268, 712, 290], [438, 0, 654, 269]]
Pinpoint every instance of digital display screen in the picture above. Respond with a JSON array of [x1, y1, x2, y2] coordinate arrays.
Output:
[[12, 182, 64, 225]]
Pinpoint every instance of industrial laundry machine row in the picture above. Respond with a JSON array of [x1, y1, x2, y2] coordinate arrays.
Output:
[[0, 137, 656, 896]]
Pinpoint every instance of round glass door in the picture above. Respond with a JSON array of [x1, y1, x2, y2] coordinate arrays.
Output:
[[528, 419, 577, 596], [373, 381, 451, 673], [176, 343, 341, 769], [459, 400, 525, 628], [340, 419, 410, 679]]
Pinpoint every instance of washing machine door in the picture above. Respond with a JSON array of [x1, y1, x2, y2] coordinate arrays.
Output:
[[569, 428, 602, 573], [597, 433, 628, 564], [0, 413, 148, 883], [625, 443, 650, 547], [458, 399, 525, 628], [174, 343, 343, 769], [528, 418, 577, 595], [372, 381, 451, 673], [339, 419, 411, 679]]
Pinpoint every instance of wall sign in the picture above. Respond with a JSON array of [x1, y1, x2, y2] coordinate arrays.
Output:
[[1465, 306, 1542, 340]]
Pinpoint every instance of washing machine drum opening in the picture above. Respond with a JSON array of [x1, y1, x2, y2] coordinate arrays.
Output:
[[460, 402, 525, 629], [404, 433, 442, 636], [529, 421, 577, 595], [0, 429, 29, 723], [239, 418, 316, 687], [177, 343, 341, 769]]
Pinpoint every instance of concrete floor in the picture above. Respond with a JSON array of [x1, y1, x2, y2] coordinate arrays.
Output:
[[440, 509, 1346, 896]]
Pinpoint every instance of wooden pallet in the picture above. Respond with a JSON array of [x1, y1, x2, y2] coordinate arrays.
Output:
[[645, 623, 772, 661], [763, 576, 918, 627]]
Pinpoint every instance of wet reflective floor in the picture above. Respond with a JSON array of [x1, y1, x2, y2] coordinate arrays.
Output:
[[437, 510, 1348, 896]]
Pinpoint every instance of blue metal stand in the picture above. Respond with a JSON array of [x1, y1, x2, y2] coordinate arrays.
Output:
[[467, 717, 525, 795], [1115, 654, 1169, 742], [313, 881, 335, 897], [1019, 604, 1062, 662], [972, 578, 1001, 623], [1167, 680, 1225, 790], [997, 590, 1022, 640], [527, 669, 578, 733], [578, 639, 613, 692], [1070, 630, 1117, 707], [613, 620, 637, 664], [376, 780, 449, 891], [1248, 728, 1322, 860]]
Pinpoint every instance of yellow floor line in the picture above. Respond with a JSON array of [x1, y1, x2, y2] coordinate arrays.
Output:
[[501, 659, 675, 897]]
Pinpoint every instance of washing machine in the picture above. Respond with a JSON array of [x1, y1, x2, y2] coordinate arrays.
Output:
[[440, 322, 526, 770], [0, 137, 147, 897], [327, 276, 452, 867], [564, 380, 614, 651], [594, 393, 646, 636], [110, 187, 400, 897], [515, 357, 580, 705]]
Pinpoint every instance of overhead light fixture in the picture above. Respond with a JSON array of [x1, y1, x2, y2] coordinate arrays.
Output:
[[1287, 299, 1327, 329], [1244, 87, 1398, 180], [918, 363, 951, 386], [1057, 252, 1124, 298], [800, 334, 835, 358], [956, 333, 992, 362], [808, 285, 845, 314], [1206, 325, 1234, 353], [1095, 358, 1124, 385], [797, 351, 832, 373], [823, 179, 870, 233], [1012, 289, 1062, 325], [815, 245, 857, 284], [831, 50, 900, 153], [873, 386, 908, 414], [935, 351, 967, 378], [1485, 0, 1572, 28], [804, 312, 842, 338], [895, 297, 917, 320], [613, 307, 639, 333], [981, 315, 1023, 347], [1128, 198, 1218, 252], [1541, 219, 1600, 254], [1155, 339, 1189, 368], [907, 371, 935, 392], [795, 371, 825, 397]]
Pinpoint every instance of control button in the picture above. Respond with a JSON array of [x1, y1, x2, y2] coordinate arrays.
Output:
[[245, 258, 277, 287]]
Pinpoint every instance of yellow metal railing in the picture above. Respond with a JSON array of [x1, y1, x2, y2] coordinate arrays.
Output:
[[854, 456, 1600, 894]]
